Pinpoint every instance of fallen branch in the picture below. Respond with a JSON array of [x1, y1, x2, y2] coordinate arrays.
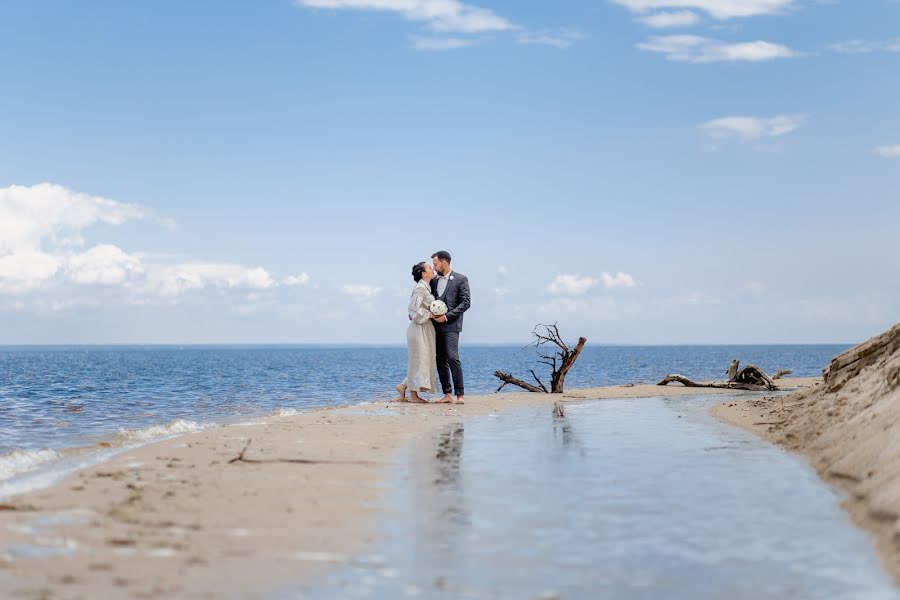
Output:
[[229, 440, 383, 466], [494, 370, 544, 393], [494, 324, 587, 394], [531, 370, 549, 393], [772, 369, 792, 380]]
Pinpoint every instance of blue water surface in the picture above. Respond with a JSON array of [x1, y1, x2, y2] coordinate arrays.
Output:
[[0, 344, 846, 456]]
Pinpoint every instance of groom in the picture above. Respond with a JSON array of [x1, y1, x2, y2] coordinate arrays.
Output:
[[430, 251, 471, 404]]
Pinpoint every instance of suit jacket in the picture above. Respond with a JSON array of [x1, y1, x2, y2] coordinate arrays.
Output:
[[431, 270, 471, 333]]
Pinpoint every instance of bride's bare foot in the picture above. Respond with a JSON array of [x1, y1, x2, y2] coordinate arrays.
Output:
[[436, 394, 453, 404], [410, 392, 429, 404], [394, 384, 408, 402]]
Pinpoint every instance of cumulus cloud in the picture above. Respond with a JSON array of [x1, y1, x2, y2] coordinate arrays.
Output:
[[143, 263, 277, 299], [296, 0, 513, 34], [65, 244, 144, 285], [0, 183, 299, 306], [702, 114, 807, 140], [0, 250, 60, 293], [875, 145, 900, 158], [282, 273, 312, 286], [638, 10, 700, 27], [610, 0, 794, 20], [601, 272, 637, 289], [0, 183, 146, 255], [638, 35, 797, 62], [548, 272, 636, 295], [342, 284, 383, 299], [547, 274, 600, 295]]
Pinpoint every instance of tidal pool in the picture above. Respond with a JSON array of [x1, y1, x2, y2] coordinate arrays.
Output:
[[289, 395, 900, 600]]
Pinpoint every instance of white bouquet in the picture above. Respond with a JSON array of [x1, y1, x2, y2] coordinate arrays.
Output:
[[429, 299, 448, 316]]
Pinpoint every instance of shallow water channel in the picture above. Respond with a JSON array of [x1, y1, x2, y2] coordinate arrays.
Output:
[[290, 395, 900, 600]]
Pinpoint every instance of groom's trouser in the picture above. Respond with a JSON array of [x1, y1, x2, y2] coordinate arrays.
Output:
[[435, 329, 464, 396]]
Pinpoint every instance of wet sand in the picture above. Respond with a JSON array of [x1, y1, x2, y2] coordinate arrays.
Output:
[[0, 379, 816, 599], [713, 323, 900, 582]]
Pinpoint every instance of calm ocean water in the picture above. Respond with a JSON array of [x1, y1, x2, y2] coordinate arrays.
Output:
[[0, 344, 847, 482]]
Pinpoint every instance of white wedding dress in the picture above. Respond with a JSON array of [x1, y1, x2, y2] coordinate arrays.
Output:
[[403, 280, 437, 393]]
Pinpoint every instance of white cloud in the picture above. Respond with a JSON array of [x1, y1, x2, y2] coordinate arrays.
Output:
[[283, 273, 312, 286], [875, 145, 900, 158], [493, 287, 511, 296], [0, 183, 296, 306], [0, 250, 60, 293], [410, 35, 480, 50], [65, 244, 144, 285], [601, 272, 637, 289], [517, 28, 586, 49], [296, 0, 513, 34], [638, 35, 797, 62], [342, 284, 384, 299], [0, 183, 146, 255], [829, 38, 900, 55], [547, 274, 600, 295], [611, 0, 794, 20], [702, 114, 807, 140], [497, 265, 508, 277], [144, 263, 276, 298], [548, 272, 637, 295], [638, 10, 700, 27]]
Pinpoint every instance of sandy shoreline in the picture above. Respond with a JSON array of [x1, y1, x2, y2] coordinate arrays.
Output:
[[0, 378, 819, 599], [713, 323, 900, 583]]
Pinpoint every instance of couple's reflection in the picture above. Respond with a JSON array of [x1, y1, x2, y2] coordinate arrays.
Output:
[[432, 422, 466, 522], [553, 408, 586, 457], [408, 421, 469, 570]]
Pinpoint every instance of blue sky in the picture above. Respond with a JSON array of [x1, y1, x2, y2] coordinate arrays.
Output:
[[0, 0, 897, 345]]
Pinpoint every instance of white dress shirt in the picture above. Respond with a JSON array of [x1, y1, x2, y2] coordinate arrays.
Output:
[[436, 270, 452, 297]]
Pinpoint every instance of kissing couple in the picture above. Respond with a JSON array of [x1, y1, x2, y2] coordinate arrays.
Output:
[[395, 251, 471, 404]]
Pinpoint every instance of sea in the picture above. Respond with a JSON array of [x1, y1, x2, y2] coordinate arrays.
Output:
[[0, 344, 847, 493]]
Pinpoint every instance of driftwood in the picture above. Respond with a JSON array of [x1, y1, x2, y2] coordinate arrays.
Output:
[[772, 369, 792, 380], [657, 361, 781, 392], [494, 371, 544, 393], [494, 324, 587, 394], [229, 440, 381, 466]]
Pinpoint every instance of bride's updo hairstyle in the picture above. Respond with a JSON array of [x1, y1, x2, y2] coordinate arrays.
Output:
[[413, 262, 425, 283], [411, 262, 427, 282]]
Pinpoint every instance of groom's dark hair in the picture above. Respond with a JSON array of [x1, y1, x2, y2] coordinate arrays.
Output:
[[431, 250, 451, 263]]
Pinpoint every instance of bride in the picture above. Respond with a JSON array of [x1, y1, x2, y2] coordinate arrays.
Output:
[[396, 262, 438, 403]]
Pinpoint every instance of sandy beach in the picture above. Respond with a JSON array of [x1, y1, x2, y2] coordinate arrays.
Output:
[[0, 379, 818, 599], [714, 323, 900, 582]]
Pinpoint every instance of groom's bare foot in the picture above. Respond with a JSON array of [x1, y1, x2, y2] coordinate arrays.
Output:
[[454, 396, 465, 404], [436, 394, 453, 404]]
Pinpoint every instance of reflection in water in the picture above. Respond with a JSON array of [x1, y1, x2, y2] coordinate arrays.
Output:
[[297, 398, 900, 600], [552, 411, 586, 457], [432, 423, 467, 527]]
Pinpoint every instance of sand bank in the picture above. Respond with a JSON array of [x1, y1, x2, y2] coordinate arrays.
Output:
[[714, 323, 900, 581], [0, 380, 815, 599]]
